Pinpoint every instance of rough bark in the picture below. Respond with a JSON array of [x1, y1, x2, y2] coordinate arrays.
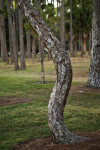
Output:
[[26, 29, 31, 58], [70, 0, 74, 57], [87, 0, 100, 88], [61, 0, 66, 50], [16, 0, 86, 143], [18, 8, 26, 70], [6, 0, 14, 64]]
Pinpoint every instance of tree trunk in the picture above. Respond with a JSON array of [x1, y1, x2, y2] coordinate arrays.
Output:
[[39, 38, 45, 83], [87, 0, 100, 88], [6, 0, 14, 64], [0, 0, 9, 63], [12, 2, 19, 70], [70, 0, 74, 57], [79, 32, 82, 52], [16, 0, 86, 143], [36, 0, 45, 83], [18, 8, 26, 70], [81, 33, 87, 57], [26, 29, 31, 58], [61, 0, 66, 50], [32, 36, 36, 64], [73, 38, 78, 57], [88, 32, 92, 55]]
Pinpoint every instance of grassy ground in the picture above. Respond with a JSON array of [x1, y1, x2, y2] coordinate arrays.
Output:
[[0, 56, 100, 150]]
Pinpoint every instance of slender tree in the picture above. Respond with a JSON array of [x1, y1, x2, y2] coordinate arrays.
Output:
[[70, 0, 74, 57], [32, 36, 36, 63], [11, 0, 19, 70], [36, 0, 45, 83], [6, 0, 14, 64], [26, 29, 31, 58], [0, 0, 9, 63], [87, 0, 100, 88], [18, 8, 26, 70], [61, 0, 66, 50], [16, 0, 86, 143]]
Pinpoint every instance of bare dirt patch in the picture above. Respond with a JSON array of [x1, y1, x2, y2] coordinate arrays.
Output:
[[13, 132, 100, 150], [70, 85, 100, 94], [0, 97, 30, 106], [0, 85, 100, 106]]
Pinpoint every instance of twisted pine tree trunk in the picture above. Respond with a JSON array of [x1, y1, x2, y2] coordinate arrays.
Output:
[[16, 0, 86, 143], [87, 0, 100, 88]]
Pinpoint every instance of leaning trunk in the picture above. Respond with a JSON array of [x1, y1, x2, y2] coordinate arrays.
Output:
[[16, 0, 86, 143], [87, 0, 100, 88]]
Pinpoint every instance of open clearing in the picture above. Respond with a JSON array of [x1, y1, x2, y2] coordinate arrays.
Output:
[[0, 57, 100, 150]]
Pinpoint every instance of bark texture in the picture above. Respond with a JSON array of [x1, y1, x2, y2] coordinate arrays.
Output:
[[16, 0, 86, 143], [88, 0, 100, 88]]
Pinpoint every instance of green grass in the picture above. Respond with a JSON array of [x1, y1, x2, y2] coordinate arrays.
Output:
[[0, 57, 100, 150]]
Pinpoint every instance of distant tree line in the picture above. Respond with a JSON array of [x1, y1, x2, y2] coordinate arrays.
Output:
[[0, 0, 92, 66]]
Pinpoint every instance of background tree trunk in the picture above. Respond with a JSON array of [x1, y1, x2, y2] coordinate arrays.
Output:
[[61, 0, 66, 50], [0, 0, 9, 63], [36, 0, 45, 83], [81, 33, 87, 57], [87, 0, 100, 88], [70, 0, 74, 57], [12, 2, 19, 70], [88, 32, 92, 55], [6, 0, 14, 64], [32, 36, 36, 64], [26, 29, 31, 58], [18, 8, 26, 70], [16, 0, 86, 143]]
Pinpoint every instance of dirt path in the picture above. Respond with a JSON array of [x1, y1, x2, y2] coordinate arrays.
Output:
[[13, 132, 100, 150]]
